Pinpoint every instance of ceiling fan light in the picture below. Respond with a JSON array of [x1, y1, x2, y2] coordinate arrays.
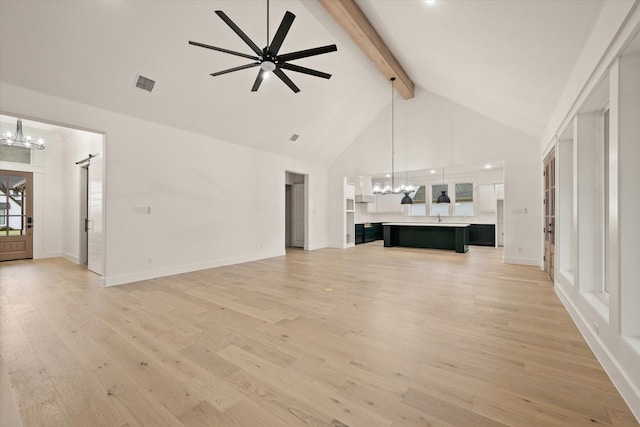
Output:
[[260, 61, 276, 72]]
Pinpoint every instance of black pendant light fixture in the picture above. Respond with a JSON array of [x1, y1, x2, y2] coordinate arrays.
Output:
[[401, 191, 414, 205], [389, 77, 413, 205], [401, 171, 413, 205], [436, 167, 450, 203]]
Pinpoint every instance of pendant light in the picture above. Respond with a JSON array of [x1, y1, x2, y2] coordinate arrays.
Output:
[[400, 171, 413, 205], [436, 167, 450, 203], [389, 77, 413, 205]]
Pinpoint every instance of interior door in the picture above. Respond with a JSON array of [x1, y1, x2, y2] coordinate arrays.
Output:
[[87, 156, 104, 275], [0, 170, 33, 261], [291, 183, 305, 248], [544, 150, 556, 280]]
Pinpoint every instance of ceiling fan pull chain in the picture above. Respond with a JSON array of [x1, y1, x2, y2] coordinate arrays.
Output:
[[266, 0, 270, 48]]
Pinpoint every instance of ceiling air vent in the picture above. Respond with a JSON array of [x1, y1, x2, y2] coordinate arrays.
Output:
[[290, 134, 300, 142], [134, 75, 155, 92]]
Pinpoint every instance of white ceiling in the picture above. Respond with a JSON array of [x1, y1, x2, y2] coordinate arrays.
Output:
[[0, 0, 604, 166]]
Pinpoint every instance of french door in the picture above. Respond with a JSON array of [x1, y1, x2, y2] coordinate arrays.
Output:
[[0, 170, 33, 261], [544, 150, 556, 280]]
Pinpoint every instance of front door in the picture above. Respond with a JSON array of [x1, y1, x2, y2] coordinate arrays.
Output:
[[544, 150, 556, 280], [0, 170, 33, 261]]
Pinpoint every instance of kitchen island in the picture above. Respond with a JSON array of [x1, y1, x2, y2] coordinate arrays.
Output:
[[383, 223, 470, 253]]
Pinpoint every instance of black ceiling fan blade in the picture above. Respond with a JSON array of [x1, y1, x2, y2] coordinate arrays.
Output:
[[210, 62, 260, 77], [251, 70, 266, 92], [269, 11, 295, 56], [279, 63, 331, 79], [189, 41, 260, 61], [273, 68, 300, 93], [277, 44, 337, 62], [215, 10, 262, 56]]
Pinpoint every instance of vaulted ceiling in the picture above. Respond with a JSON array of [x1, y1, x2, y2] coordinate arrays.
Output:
[[0, 0, 604, 165]]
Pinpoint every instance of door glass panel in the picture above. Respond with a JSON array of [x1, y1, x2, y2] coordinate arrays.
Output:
[[7, 216, 24, 235], [1, 174, 27, 236]]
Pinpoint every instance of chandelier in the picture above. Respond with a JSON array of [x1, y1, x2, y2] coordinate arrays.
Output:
[[0, 119, 45, 150]]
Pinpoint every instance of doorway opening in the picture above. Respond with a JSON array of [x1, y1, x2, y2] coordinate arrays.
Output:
[[0, 114, 105, 276], [0, 170, 33, 261], [285, 171, 306, 249]]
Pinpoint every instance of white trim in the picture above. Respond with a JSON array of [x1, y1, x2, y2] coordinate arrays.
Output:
[[555, 283, 640, 422], [503, 256, 540, 266], [104, 249, 286, 287], [61, 252, 80, 264], [306, 242, 328, 251]]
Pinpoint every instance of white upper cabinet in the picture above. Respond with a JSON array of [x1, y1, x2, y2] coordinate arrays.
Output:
[[478, 184, 496, 213]]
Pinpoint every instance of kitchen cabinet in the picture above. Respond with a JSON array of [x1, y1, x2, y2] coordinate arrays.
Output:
[[355, 222, 383, 244], [345, 183, 355, 247], [372, 193, 404, 213], [468, 224, 496, 246], [478, 184, 496, 213], [383, 223, 470, 253]]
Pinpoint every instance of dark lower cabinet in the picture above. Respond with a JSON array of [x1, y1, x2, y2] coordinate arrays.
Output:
[[383, 224, 469, 253], [468, 224, 496, 246], [355, 222, 383, 244], [355, 224, 364, 244]]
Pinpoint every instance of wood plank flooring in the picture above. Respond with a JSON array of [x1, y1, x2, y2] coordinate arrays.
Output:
[[0, 243, 638, 427]]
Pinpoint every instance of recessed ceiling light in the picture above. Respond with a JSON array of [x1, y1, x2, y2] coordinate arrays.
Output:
[[425, 0, 437, 5], [430, 169, 436, 174], [485, 164, 492, 169], [386, 174, 391, 178]]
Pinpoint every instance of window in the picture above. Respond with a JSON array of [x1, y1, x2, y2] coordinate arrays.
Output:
[[603, 109, 610, 294], [454, 183, 474, 216], [431, 184, 449, 216], [409, 185, 426, 216], [0, 202, 6, 226], [0, 146, 31, 164]]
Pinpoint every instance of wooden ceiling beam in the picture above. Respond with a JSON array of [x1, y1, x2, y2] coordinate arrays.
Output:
[[318, 0, 414, 99]]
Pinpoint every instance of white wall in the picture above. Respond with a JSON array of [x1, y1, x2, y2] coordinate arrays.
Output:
[[329, 87, 541, 265], [541, 0, 637, 150], [545, 3, 640, 420], [0, 82, 328, 286]]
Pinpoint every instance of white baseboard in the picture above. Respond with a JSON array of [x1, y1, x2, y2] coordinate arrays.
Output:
[[555, 284, 640, 422], [503, 256, 540, 266], [104, 249, 286, 287], [306, 242, 328, 251], [61, 252, 80, 264], [35, 251, 62, 259]]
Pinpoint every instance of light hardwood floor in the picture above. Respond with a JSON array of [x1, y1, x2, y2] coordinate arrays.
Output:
[[0, 243, 638, 427]]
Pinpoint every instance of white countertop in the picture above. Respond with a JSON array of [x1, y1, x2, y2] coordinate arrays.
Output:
[[383, 222, 470, 227]]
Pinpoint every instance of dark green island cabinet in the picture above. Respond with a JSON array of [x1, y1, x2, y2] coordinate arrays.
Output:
[[355, 222, 383, 244], [383, 223, 470, 253]]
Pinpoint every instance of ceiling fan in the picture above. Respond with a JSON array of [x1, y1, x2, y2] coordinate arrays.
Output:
[[189, 0, 337, 93]]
